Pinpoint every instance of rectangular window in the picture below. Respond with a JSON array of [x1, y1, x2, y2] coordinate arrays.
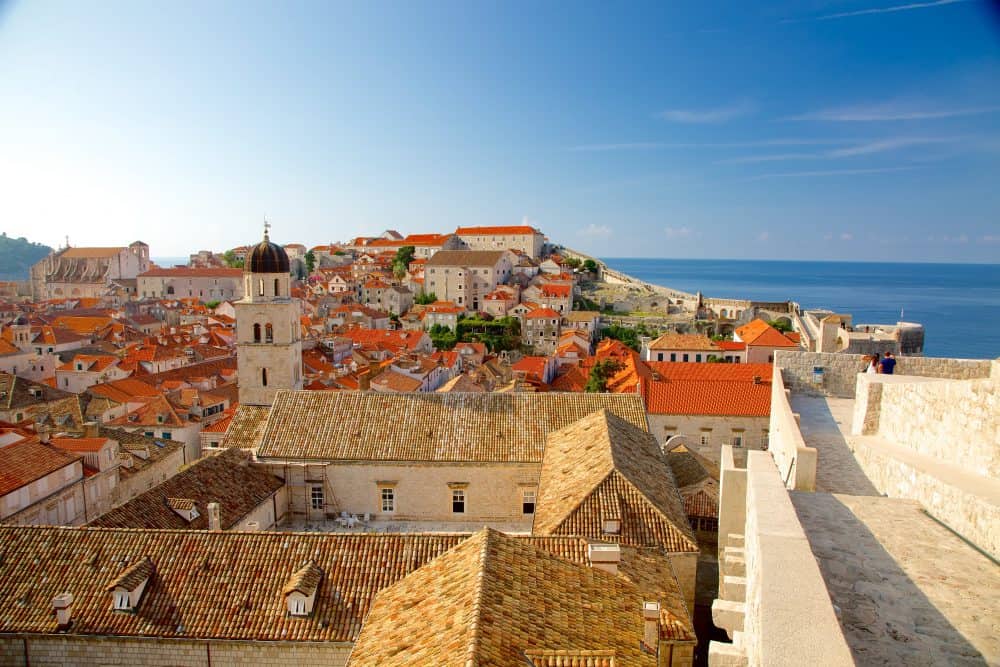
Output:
[[113, 590, 130, 610], [311, 485, 324, 510], [682, 353, 689, 362], [670, 353, 676, 362], [381, 487, 395, 513], [522, 489, 536, 514], [657, 353, 664, 361], [731, 434, 743, 448], [695, 354, 702, 362], [452, 489, 465, 513], [700, 432, 711, 446]]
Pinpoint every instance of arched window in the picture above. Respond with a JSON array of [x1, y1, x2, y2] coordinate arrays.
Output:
[[274, 278, 280, 296], [258, 279, 264, 297], [262, 368, 268, 387], [253, 323, 261, 343], [265, 323, 273, 343]]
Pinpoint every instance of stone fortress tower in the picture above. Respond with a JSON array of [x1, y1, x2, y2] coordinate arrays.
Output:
[[236, 223, 303, 406]]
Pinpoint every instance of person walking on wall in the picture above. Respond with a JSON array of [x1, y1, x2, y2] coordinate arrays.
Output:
[[880, 351, 896, 375], [865, 354, 880, 374]]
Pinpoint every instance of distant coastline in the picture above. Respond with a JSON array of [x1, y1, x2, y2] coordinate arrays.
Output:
[[602, 257, 1000, 360]]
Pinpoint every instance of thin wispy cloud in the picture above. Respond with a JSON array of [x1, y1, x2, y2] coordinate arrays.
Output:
[[580, 223, 612, 239], [786, 103, 1000, 122], [827, 136, 956, 156], [570, 138, 856, 152], [782, 0, 971, 23], [664, 226, 694, 239], [658, 101, 754, 124], [745, 166, 921, 180], [721, 135, 964, 163]]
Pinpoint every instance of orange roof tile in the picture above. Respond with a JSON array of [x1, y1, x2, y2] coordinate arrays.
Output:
[[455, 225, 539, 235], [735, 319, 798, 348]]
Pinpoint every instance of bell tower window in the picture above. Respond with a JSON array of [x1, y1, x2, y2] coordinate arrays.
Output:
[[274, 278, 280, 296], [253, 323, 261, 343], [258, 279, 264, 297], [262, 368, 268, 387], [265, 323, 273, 343]]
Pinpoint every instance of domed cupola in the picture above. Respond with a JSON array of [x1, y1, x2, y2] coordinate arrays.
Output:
[[247, 222, 289, 274]]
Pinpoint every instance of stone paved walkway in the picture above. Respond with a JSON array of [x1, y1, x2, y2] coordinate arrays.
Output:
[[790, 394, 880, 496], [791, 492, 1000, 666]]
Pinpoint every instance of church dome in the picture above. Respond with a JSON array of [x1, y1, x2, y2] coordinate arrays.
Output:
[[246, 225, 289, 274]]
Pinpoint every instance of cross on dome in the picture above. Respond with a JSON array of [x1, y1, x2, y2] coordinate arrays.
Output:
[[263, 219, 271, 240]]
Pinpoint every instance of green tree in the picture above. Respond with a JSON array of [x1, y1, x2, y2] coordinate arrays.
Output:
[[600, 323, 654, 351], [582, 258, 599, 273], [563, 257, 582, 270], [429, 323, 457, 350], [585, 359, 622, 393], [304, 250, 316, 274], [392, 245, 416, 279], [768, 319, 793, 333], [415, 291, 437, 305], [222, 250, 244, 269], [205, 300, 221, 309]]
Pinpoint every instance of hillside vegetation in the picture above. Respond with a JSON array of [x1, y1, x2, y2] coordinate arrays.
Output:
[[0, 233, 52, 280]]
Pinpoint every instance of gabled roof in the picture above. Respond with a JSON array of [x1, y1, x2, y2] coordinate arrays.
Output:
[[533, 409, 696, 553], [734, 318, 799, 348], [348, 529, 661, 666], [219, 404, 271, 449], [526, 307, 561, 319], [425, 250, 507, 267], [90, 449, 282, 530], [256, 391, 648, 463], [0, 439, 81, 496], [455, 225, 540, 235], [643, 364, 772, 417], [647, 332, 720, 352]]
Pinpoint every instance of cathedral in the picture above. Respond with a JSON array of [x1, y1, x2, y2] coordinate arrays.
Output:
[[235, 225, 303, 406]]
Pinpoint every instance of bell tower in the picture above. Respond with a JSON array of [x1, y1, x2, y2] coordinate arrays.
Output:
[[236, 222, 303, 406]]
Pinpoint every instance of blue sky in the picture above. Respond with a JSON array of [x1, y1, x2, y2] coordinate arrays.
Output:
[[0, 0, 998, 262]]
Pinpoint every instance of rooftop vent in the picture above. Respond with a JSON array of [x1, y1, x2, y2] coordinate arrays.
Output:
[[166, 498, 200, 523], [52, 593, 73, 629], [642, 601, 661, 651], [587, 543, 621, 576], [282, 560, 323, 617], [107, 556, 154, 612]]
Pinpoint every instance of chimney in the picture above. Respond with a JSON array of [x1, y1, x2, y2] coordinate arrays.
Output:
[[52, 593, 73, 629], [83, 421, 99, 438], [37, 424, 50, 444], [587, 543, 621, 576], [642, 601, 660, 652], [207, 502, 221, 531], [358, 368, 371, 391], [752, 375, 762, 385]]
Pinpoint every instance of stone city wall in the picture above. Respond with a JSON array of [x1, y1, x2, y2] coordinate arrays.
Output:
[[0, 635, 352, 667], [710, 449, 853, 666], [776, 350, 993, 399], [851, 439, 999, 560], [767, 367, 816, 492], [874, 375, 998, 478]]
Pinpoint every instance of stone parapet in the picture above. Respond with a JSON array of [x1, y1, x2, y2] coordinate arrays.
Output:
[[768, 366, 816, 491]]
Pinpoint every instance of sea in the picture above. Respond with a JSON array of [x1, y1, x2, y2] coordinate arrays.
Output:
[[602, 258, 1000, 361]]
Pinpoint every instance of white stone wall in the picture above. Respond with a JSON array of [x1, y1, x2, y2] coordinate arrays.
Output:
[[776, 350, 993, 398], [647, 413, 769, 463]]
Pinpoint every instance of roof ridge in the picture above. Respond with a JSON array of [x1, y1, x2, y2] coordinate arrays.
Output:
[[464, 528, 493, 665]]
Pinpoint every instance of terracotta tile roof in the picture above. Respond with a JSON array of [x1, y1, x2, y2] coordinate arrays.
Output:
[[219, 404, 271, 449], [526, 307, 561, 319], [49, 437, 109, 453], [735, 318, 798, 348], [647, 333, 720, 352], [511, 356, 550, 384], [282, 560, 324, 596], [256, 391, 648, 463], [349, 529, 680, 666], [90, 449, 283, 530], [60, 247, 125, 259], [425, 250, 507, 267], [455, 225, 539, 235], [370, 369, 423, 393], [0, 526, 691, 646], [666, 446, 718, 487], [550, 365, 589, 392], [645, 362, 773, 383], [533, 410, 696, 553], [681, 486, 719, 519], [139, 267, 242, 278], [539, 284, 571, 297], [644, 376, 771, 417], [716, 340, 746, 351], [0, 372, 77, 410], [0, 439, 80, 496]]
